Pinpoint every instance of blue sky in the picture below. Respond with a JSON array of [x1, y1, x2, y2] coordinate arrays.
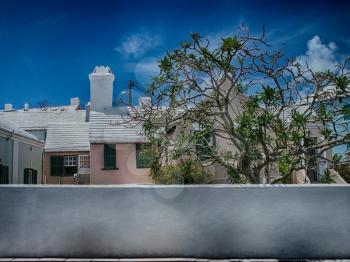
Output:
[[0, 0, 349, 108]]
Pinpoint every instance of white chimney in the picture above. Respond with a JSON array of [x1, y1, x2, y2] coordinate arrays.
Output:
[[24, 103, 29, 111], [89, 66, 114, 111], [70, 97, 80, 107], [4, 104, 13, 111], [139, 97, 152, 107]]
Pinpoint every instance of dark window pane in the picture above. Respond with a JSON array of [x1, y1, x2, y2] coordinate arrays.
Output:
[[64, 166, 78, 176], [136, 144, 151, 168], [24, 168, 38, 184], [104, 144, 116, 169]]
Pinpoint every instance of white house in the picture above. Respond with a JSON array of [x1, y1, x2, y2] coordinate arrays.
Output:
[[0, 120, 44, 184]]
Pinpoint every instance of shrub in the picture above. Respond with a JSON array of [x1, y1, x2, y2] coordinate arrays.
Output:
[[153, 159, 212, 184], [320, 169, 335, 184]]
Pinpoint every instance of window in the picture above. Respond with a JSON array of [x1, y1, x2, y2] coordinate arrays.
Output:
[[64, 155, 78, 176], [51, 155, 78, 177], [104, 144, 117, 169], [64, 155, 78, 166], [136, 144, 151, 168], [50, 156, 64, 176], [24, 168, 37, 184], [196, 132, 213, 161], [79, 155, 90, 168]]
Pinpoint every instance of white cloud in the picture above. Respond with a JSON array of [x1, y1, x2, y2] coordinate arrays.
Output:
[[296, 35, 338, 72], [114, 29, 162, 58], [134, 57, 160, 84]]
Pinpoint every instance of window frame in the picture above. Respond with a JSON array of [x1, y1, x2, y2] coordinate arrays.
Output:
[[64, 155, 78, 167], [79, 155, 90, 169]]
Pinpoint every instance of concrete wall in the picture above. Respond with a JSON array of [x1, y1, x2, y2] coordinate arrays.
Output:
[[90, 143, 152, 184], [0, 185, 349, 259]]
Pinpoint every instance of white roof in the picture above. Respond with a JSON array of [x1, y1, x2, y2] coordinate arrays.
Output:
[[45, 122, 90, 152], [89, 108, 146, 143], [0, 110, 86, 130], [0, 120, 43, 144]]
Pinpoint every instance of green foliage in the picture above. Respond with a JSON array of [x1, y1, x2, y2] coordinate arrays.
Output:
[[221, 37, 241, 52], [259, 86, 280, 106], [291, 111, 307, 128], [320, 169, 335, 183], [341, 105, 350, 117], [153, 159, 212, 184], [320, 127, 332, 139], [137, 28, 350, 185], [159, 56, 172, 73], [227, 167, 248, 184], [190, 32, 202, 42], [317, 103, 332, 125], [334, 164, 350, 183], [278, 153, 298, 177], [332, 153, 343, 164], [332, 75, 350, 92]]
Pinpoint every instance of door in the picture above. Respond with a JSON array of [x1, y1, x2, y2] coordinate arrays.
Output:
[[0, 165, 9, 184], [24, 168, 38, 184]]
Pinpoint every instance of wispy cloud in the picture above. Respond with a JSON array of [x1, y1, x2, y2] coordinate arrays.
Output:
[[296, 35, 338, 72], [133, 57, 160, 84], [268, 21, 320, 46], [34, 13, 66, 25], [114, 29, 162, 59]]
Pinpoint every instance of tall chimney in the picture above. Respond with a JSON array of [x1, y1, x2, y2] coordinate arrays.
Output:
[[24, 102, 29, 111], [89, 66, 114, 111], [70, 97, 80, 107], [4, 104, 13, 111]]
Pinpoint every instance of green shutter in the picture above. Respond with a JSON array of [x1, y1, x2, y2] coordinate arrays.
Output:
[[104, 144, 116, 169], [50, 156, 64, 176], [136, 144, 151, 168]]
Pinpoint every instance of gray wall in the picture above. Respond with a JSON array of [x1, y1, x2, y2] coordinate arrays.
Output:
[[17, 142, 43, 184], [0, 136, 13, 177], [0, 185, 349, 259]]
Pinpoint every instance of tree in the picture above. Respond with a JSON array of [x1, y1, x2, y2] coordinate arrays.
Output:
[[127, 26, 350, 184]]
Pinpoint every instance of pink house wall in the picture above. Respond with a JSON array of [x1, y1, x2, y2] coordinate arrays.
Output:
[[90, 143, 153, 184]]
